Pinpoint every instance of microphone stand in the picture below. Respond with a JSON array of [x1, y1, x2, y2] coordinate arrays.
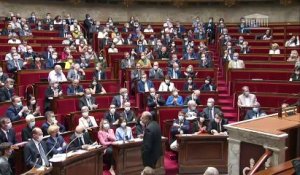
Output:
[[65, 136, 80, 159]]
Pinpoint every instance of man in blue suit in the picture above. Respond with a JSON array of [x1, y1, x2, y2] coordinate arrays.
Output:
[[137, 74, 154, 93], [45, 52, 58, 69], [5, 96, 28, 122], [244, 102, 266, 120], [111, 88, 129, 108], [7, 54, 24, 73], [183, 48, 197, 60], [166, 89, 184, 106], [66, 79, 84, 96], [167, 62, 181, 79], [0, 117, 17, 144], [135, 41, 146, 54], [42, 45, 54, 61]]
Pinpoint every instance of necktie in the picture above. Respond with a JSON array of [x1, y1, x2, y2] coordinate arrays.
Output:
[[14, 61, 21, 70], [219, 122, 222, 132], [7, 89, 11, 99], [38, 143, 50, 166], [111, 115, 115, 122], [86, 98, 91, 107], [98, 71, 101, 80], [5, 131, 8, 141]]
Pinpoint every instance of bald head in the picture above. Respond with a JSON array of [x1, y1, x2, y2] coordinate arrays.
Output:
[[141, 111, 152, 125], [75, 125, 84, 134]]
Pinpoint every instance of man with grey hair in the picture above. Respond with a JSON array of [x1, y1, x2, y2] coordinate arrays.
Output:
[[67, 63, 86, 81], [203, 98, 222, 120], [140, 111, 162, 168], [204, 167, 219, 175], [244, 102, 266, 120], [22, 114, 36, 141], [48, 65, 67, 82]]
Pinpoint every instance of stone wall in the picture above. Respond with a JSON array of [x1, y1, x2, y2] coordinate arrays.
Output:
[[0, 1, 299, 23]]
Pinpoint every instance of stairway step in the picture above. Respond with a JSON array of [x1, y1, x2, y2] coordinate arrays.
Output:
[[223, 112, 238, 118], [218, 94, 230, 97], [221, 106, 236, 110], [218, 99, 233, 104], [218, 87, 228, 91]]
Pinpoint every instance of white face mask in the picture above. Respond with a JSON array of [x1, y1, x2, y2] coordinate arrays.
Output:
[[86, 94, 91, 98], [253, 108, 259, 112], [103, 123, 110, 129], [173, 92, 178, 96], [29, 121, 35, 128], [110, 108, 116, 114], [125, 107, 130, 111], [178, 115, 184, 121], [121, 122, 126, 128], [199, 117, 205, 123], [82, 112, 89, 118], [37, 135, 43, 142], [207, 102, 213, 107], [30, 100, 36, 105], [9, 85, 14, 89], [0, 72, 3, 76], [150, 92, 156, 97]]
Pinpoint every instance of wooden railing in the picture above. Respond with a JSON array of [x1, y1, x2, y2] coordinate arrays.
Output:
[[248, 149, 273, 175]]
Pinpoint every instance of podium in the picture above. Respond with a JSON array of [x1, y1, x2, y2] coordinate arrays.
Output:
[[225, 113, 300, 175], [112, 137, 167, 175], [177, 134, 228, 174], [50, 147, 104, 175]]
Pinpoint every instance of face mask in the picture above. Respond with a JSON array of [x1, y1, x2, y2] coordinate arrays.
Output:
[[13, 56, 19, 60], [141, 78, 146, 82], [205, 80, 210, 84], [92, 81, 97, 85], [30, 100, 36, 105], [191, 106, 196, 110], [200, 117, 205, 123], [110, 108, 116, 114], [51, 117, 56, 123], [52, 55, 57, 59], [0, 72, 3, 76], [165, 80, 170, 84], [140, 121, 145, 127], [244, 92, 250, 96], [173, 92, 178, 96], [16, 102, 22, 107], [150, 92, 156, 97], [29, 121, 35, 128], [86, 94, 91, 98], [6, 123, 12, 130], [123, 93, 128, 97], [232, 56, 238, 61], [188, 80, 192, 84], [82, 112, 89, 118], [178, 115, 184, 121], [153, 66, 158, 70], [99, 56, 103, 60], [53, 84, 59, 88], [37, 135, 43, 142], [215, 118, 220, 123], [88, 49, 93, 52], [125, 107, 130, 111], [207, 102, 213, 107], [103, 123, 110, 129], [28, 50, 33, 53], [121, 122, 126, 128], [253, 108, 259, 112], [9, 84, 14, 89], [75, 132, 83, 138]]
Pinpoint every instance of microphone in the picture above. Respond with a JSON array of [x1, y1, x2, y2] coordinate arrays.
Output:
[[65, 135, 81, 159], [45, 137, 58, 157], [274, 93, 300, 119]]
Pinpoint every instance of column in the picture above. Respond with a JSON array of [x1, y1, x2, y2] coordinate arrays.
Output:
[[228, 138, 241, 175]]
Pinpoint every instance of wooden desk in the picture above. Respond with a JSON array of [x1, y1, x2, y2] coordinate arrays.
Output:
[[21, 167, 52, 175], [254, 158, 298, 175], [112, 137, 167, 175], [177, 134, 228, 174], [50, 147, 104, 175]]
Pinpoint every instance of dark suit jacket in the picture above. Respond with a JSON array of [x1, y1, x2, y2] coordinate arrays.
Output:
[[0, 73, 8, 83], [0, 87, 14, 102], [183, 95, 200, 105], [111, 95, 129, 108], [23, 140, 49, 168], [68, 132, 93, 151], [104, 111, 121, 124], [7, 60, 24, 72], [59, 30, 71, 38], [120, 110, 136, 122], [142, 121, 162, 168], [290, 73, 300, 81], [22, 126, 33, 141], [66, 85, 84, 95], [0, 156, 13, 175], [149, 68, 164, 79], [93, 70, 106, 80], [183, 82, 198, 91], [244, 109, 266, 120], [79, 96, 96, 110], [170, 119, 190, 142], [46, 135, 67, 156], [183, 53, 197, 60], [200, 84, 217, 92], [0, 129, 16, 144], [147, 95, 166, 111], [44, 86, 63, 111], [42, 51, 52, 60], [203, 107, 222, 120], [137, 80, 154, 93], [5, 105, 26, 122], [41, 122, 66, 136], [199, 59, 213, 68], [207, 119, 228, 134], [157, 51, 170, 60], [167, 68, 182, 79], [45, 58, 56, 69]]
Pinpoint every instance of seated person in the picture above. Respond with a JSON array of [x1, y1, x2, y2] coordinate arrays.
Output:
[[289, 67, 300, 81], [137, 73, 154, 93], [78, 106, 98, 129], [6, 96, 28, 122], [89, 78, 106, 94], [183, 76, 198, 91], [137, 52, 152, 68], [67, 79, 84, 96], [193, 113, 208, 134], [149, 62, 164, 80], [261, 29, 272, 40], [0, 78, 15, 102], [120, 102, 136, 122], [287, 50, 300, 62], [157, 46, 170, 60], [170, 111, 190, 152], [26, 95, 41, 116], [48, 65, 67, 82], [93, 63, 106, 81], [115, 117, 134, 141], [98, 119, 116, 175], [0, 142, 13, 175], [240, 41, 250, 54], [237, 86, 257, 107], [207, 112, 228, 136], [0, 118, 16, 144], [228, 52, 245, 69], [182, 100, 199, 118], [203, 98, 222, 120], [183, 65, 197, 79], [79, 88, 98, 110], [166, 89, 184, 106], [45, 51, 59, 69], [183, 48, 197, 60], [285, 35, 299, 47], [67, 63, 86, 81], [111, 88, 129, 108], [7, 53, 25, 72], [147, 88, 166, 111], [0, 67, 9, 86], [158, 75, 175, 92], [45, 81, 63, 112], [167, 62, 182, 79], [46, 125, 67, 156], [244, 102, 266, 120], [201, 76, 216, 91], [23, 127, 50, 168], [269, 43, 280, 54], [184, 90, 201, 105], [68, 125, 93, 151], [199, 53, 213, 68], [136, 117, 146, 138], [120, 52, 135, 69], [22, 114, 36, 141], [104, 105, 121, 125], [108, 43, 118, 53], [41, 111, 66, 136]]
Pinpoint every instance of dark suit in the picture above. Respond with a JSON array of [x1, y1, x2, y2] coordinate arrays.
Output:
[[290, 73, 300, 81], [207, 119, 228, 134], [46, 135, 67, 155], [5, 105, 26, 122], [167, 68, 182, 79], [203, 107, 222, 120], [79, 96, 96, 110], [22, 126, 33, 141], [0, 73, 8, 84], [68, 132, 93, 151], [183, 95, 201, 105], [1, 29, 13, 36], [137, 80, 154, 93], [200, 84, 216, 91], [149, 68, 164, 80], [66, 85, 84, 96], [41, 122, 66, 136], [44, 86, 62, 112], [157, 51, 170, 60], [93, 70, 106, 80], [104, 111, 121, 124], [0, 129, 16, 144], [141, 121, 162, 168], [23, 140, 49, 168], [199, 58, 213, 68], [147, 95, 166, 111], [111, 95, 129, 108], [135, 45, 146, 53], [170, 119, 190, 143], [120, 58, 135, 70], [0, 87, 14, 102], [59, 29, 71, 38], [183, 53, 197, 60], [7, 60, 24, 72], [244, 109, 266, 120], [42, 51, 52, 61], [0, 156, 13, 175], [45, 58, 57, 69], [23, 52, 37, 60], [183, 82, 198, 91], [120, 110, 136, 122]]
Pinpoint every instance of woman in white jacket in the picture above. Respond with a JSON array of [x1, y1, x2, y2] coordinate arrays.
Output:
[[158, 75, 176, 92], [78, 106, 98, 130]]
